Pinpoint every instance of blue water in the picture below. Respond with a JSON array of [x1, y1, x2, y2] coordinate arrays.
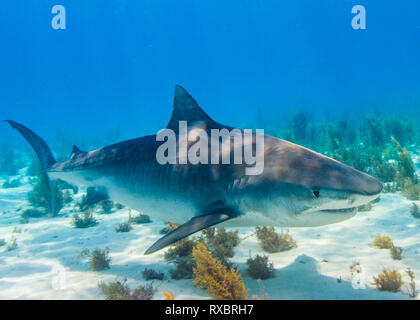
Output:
[[1, 0, 420, 148]]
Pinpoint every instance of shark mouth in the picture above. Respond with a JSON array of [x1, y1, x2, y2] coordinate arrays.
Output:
[[320, 207, 358, 214]]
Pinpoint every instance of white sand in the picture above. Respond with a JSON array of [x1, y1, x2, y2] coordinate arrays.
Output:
[[0, 175, 419, 300]]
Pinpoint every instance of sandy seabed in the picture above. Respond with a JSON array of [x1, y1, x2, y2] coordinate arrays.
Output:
[[0, 173, 419, 300]]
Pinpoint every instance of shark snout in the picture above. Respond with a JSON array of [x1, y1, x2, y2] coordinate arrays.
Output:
[[362, 175, 383, 196], [311, 153, 383, 198], [312, 168, 383, 213], [347, 168, 383, 197]]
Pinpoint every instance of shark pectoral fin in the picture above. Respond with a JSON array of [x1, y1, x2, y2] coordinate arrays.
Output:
[[144, 211, 234, 255]]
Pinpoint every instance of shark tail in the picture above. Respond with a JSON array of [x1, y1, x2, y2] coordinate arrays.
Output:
[[5, 120, 58, 215]]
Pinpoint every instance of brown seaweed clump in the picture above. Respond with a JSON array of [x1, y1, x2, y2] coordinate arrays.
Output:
[[390, 246, 403, 260], [246, 254, 275, 280], [371, 235, 394, 249], [410, 203, 420, 218], [373, 269, 403, 292], [406, 268, 417, 298], [255, 226, 297, 253], [192, 241, 247, 300], [161, 290, 175, 300], [90, 248, 111, 271], [98, 280, 155, 300], [71, 209, 98, 228]]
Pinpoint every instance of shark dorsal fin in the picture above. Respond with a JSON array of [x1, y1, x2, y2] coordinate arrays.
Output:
[[70, 145, 86, 160], [166, 85, 215, 131]]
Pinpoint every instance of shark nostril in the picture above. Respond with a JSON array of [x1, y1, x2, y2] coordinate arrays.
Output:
[[313, 190, 320, 198]]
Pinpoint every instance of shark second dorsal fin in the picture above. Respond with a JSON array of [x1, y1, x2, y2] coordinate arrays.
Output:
[[166, 85, 215, 131]]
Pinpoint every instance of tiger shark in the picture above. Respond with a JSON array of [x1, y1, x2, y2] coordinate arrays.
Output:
[[6, 85, 382, 254]]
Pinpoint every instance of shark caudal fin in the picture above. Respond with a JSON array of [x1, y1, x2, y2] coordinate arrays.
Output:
[[5, 120, 59, 214]]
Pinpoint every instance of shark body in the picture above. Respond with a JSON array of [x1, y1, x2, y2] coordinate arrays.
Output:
[[6, 85, 382, 254]]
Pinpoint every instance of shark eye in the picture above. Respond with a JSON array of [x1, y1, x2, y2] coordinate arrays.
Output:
[[313, 190, 320, 198]]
